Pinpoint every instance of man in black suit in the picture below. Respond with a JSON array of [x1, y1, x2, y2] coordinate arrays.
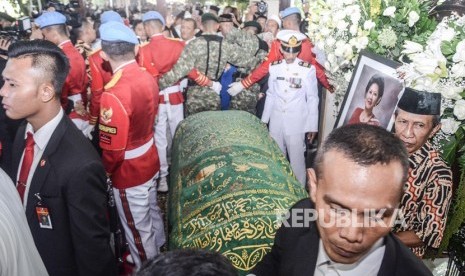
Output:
[[251, 124, 433, 275], [1, 40, 116, 275]]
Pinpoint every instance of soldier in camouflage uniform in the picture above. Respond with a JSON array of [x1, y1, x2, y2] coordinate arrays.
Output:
[[225, 24, 268, 114], [159, 13, 264, 116]]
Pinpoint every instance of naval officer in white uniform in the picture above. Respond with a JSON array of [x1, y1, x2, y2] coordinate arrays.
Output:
[[261, 30, 319, 185]]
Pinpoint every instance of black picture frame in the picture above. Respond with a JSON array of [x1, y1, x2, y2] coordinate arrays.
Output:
[[334, 50, 404, 130]]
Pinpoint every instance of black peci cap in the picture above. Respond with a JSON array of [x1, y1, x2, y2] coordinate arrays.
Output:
[[397, 87, 441, 115]]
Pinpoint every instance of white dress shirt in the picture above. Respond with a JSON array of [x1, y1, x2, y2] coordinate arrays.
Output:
[[314, 239, 385, 276], [17, 108, 64, 207]]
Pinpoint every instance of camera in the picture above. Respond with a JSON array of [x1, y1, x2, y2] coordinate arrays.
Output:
[[46, 0, 82, 28], [256, 1, 268, 16], [0, 16, 32, 53]]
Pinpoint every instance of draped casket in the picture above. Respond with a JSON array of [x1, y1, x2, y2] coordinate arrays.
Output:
[[169, 111, 308, 274]]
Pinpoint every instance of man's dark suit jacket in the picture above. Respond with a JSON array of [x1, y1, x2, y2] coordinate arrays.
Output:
[[11, 115, 116, 276], [251, 199, 433, 276]]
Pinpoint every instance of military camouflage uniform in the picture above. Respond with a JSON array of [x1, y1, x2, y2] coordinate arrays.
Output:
[[224, 29, 268, 114], [159, 31, 263, 116]]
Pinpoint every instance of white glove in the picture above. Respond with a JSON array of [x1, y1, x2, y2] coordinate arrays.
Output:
[[211, 81, 222, 95], [228, 81, 244, 96], [82, 124, 95, 140]]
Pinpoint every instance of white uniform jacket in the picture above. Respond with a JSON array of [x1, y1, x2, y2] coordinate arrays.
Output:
[[262, 57, 319, 135]]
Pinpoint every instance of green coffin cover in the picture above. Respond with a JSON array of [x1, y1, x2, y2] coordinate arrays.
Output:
[[169, 111, 308, 274]]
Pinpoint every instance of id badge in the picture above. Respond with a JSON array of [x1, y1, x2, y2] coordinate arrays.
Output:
[[36, 206, 53, 229]]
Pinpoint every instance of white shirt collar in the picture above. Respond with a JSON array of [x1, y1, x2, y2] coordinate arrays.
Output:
[[25, 108, 64, 151], [315, 238, 385, 275]]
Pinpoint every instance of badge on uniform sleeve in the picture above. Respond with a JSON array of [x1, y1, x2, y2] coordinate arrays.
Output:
[[36, 206, 53, 229]]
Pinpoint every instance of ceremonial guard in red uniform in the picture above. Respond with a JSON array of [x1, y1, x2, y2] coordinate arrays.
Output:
[[35, 11, 89, 131], [88, 50, 113, 127], [98, 21, 165, 268], [88, 11, 124, 130], [137, 11, 184, 192]]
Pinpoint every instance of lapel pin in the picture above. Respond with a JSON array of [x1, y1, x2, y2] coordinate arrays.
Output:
[[40, 160, 46, 167]]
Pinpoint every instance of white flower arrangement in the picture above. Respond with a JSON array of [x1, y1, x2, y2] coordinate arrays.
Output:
[[307, 0, 438, 107], [398, 15, 465, 153]]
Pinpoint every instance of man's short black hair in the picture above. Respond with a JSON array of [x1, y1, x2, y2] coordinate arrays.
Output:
[[136, 249, 238, 276], [8, 40, 69, 95], [314, 124, 409, 184], [101, 40, 135, 62]]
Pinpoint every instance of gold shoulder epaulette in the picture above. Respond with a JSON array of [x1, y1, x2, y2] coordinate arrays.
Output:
[[298, 61, 312, 68], [271, 60, 282, 66], [104, 70, 123, 90]]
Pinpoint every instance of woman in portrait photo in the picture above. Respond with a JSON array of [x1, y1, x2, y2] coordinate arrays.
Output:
[[347, 74, 385, 126]]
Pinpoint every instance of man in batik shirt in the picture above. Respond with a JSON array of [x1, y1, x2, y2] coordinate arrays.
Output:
[[393, 87, 453, 258]]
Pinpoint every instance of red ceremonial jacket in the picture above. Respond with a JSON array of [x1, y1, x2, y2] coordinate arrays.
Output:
[[99, 61, 160, 189], [241, 38, 331, 89], [60, 40, 88, 109], [137, 34, 185, 105], [138, 34, 210, 95], [88, 49, 113, 125]]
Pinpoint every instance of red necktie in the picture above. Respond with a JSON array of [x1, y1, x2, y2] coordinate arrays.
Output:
[[17, 132, 35, 202]]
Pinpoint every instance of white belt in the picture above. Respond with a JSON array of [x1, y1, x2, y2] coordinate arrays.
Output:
[[124, 138, 154, 160], [160, 85, 181, 94]]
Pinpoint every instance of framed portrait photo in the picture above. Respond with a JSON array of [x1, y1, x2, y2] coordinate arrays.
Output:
[[335, 50, 404, 130]]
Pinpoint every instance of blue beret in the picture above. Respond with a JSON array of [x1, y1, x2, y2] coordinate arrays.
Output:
[[99, 21, 139, 44], [35, 11, 66, 29], [142, 11, 165, 27], [101, 10, 123, 24], [280, 7, 301, 19]]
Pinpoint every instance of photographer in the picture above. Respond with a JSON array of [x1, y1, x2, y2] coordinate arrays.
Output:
[[245, 1, 268, 21]]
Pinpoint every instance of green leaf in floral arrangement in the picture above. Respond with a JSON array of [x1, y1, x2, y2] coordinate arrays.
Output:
[[441, 41, 455, 56], [459, 153, 465, 170], [457, 126, 465, 140], [392, 47, 400, 57], [442, 136, 458, 166]]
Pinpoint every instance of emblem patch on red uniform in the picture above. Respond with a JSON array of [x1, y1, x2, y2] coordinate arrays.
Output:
[[99, 124, 117, 134], [100, 107, 113, 124]]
